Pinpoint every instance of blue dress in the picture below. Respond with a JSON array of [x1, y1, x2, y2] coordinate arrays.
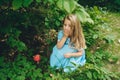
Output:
[[50, 30, 86, 72]]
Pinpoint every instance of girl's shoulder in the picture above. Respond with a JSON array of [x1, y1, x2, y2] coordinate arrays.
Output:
[[58, 30, 63, 34], [57, 30, 64, 41], [58, 30, 64, 36]]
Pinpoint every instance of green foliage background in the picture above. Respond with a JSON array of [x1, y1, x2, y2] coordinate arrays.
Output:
[[0, 0, 119, 80]]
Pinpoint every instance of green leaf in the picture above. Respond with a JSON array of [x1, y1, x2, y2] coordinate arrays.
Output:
[[93, 34, 98, 39], [23, 0, 33, 7], [105, 75, 111, 80], [56, 0, 76, 13], [75, 10, 94, 23], [7, 36, 17, 47], [56, 0, 64, 11], [104, 34, 115, 43], [63, 0, 76, 13], [86, 71, 92, 79], [17, 41, 27, 51], [12, 0, 23, 10], [63, 0, 70, 13], [85, 18, 94, 24], [14, 29, 21, 38], [55, 20, 60, 26], [36, 0, 41, 2], [79, 7, 90, 17], [0, 71, 7, 80], [16, 76, 25, 80], [75, 10, 86, 22], [93, 72, 98, 79]]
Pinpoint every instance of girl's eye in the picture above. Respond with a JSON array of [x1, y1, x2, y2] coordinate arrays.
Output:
[[68, 25, 71, 27], [64, 24, 66, 26]]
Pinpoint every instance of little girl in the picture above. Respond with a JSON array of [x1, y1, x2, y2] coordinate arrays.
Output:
[[50, 14, 86, 72]]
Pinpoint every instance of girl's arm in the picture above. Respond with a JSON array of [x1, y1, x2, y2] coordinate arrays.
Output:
[[64, 50, 83, 58], [57, 36, 67, 49], [57, 31, 69, 49], [71, 50, 83, 57]]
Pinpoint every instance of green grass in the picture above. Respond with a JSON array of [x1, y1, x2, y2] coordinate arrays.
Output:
[[105, 12, 120, 73]]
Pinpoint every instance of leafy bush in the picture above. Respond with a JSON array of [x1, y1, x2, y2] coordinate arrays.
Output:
[[0, 0, 119, 80], [83, 6, 114, 51], [78, 0, 120, 11], [48, 50, 119, 80], [0, 0, 93, 56], [0, 54, 43, 80]]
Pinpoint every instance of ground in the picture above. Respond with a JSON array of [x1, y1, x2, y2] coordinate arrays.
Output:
[[105, 12, 120, 74]]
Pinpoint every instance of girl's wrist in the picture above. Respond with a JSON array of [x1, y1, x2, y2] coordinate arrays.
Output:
[[70, 53, 74, 57], [63, 35, 68, 39]]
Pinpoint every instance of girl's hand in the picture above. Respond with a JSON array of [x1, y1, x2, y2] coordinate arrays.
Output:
[[63, 31, 69, 38], [64, 53, 72, 58]]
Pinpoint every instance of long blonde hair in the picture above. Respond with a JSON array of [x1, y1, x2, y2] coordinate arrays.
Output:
[[64, 14, 86, 50]]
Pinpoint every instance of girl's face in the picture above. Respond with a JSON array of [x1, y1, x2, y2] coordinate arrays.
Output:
[[63, 19, 71, 36]]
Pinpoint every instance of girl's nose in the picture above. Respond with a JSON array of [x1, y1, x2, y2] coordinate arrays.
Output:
[[65, 25, 69, 29]]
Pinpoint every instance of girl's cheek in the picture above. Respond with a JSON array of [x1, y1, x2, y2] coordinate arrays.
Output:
[[63, 26, 66, 30], [68, 28, 71, 32]]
